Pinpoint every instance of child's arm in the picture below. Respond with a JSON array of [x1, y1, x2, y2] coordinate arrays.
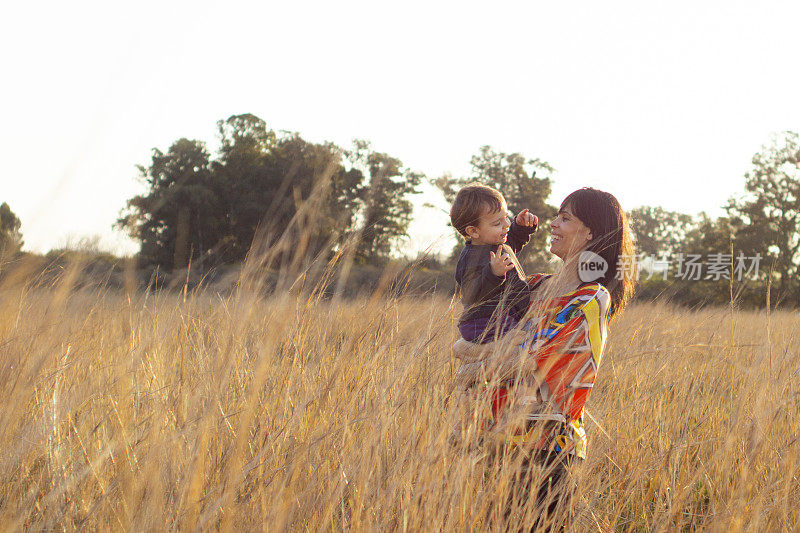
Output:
[[506, 209, 538, 253]]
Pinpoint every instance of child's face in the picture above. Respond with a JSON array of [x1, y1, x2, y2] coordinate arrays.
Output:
[[466, 206, 511, 246]]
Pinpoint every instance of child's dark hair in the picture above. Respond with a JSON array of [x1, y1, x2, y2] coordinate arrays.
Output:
[[450, 184, 506, 238], [561, 187, 636, 319]]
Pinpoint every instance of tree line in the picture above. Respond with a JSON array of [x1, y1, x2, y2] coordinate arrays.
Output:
[[113, 113, 560, 273], [1, 117, 798, 307], [630, 132, 800, 307], [114, 114, 422, 269]]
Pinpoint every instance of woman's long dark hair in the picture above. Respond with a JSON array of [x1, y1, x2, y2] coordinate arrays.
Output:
[[561, 187, 636, 319]]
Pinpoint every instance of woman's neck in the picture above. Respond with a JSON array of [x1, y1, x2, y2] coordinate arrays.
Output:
[[547, 256, 583, 295]]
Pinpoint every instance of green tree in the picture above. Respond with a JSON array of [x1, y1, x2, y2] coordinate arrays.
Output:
[[680, 214, 737, 304], [120, 115, 367, 270], [212, 114, 277, 262], [347, 140, 422, 261], [212, 114, 279, 260], [637, 212, 774, 309], [254, 135, 365, 262], [629, 206, 695, 257], [0, 202, 23, 256], [726, 132, 800, 301], [117, 138, 221, 269], [437, 146, 557, 270], [213, 114, 364, 263], [636, 214, 737, 307]]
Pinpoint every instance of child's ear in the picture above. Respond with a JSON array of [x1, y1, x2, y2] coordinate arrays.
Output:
[[465, 225, 479, 240]]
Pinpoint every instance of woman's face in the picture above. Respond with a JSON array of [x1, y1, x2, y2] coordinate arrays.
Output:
[[549, 204, 593, 260]]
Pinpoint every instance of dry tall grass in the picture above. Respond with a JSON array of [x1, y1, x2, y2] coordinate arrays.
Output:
[[0, 258, 798, 531]]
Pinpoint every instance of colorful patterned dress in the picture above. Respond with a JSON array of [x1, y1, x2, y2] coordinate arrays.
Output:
[[477, 273, 611, 459]]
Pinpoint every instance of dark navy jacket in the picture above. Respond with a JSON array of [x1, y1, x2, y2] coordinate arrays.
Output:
[[455, 221, 537, 326]]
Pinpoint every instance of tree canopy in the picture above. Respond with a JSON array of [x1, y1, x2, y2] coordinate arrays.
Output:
[[118, 114, 426, 270], [629, 205, 695, 257], [346, 140, 422, 260], [0, 202, 23, 256], [113, 116, 799, 308], [727, 132, 800, 300], [117, 138, 218, 269]]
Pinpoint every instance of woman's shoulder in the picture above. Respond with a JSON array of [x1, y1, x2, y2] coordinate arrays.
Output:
[[527, 273, 551, 288], [565, 281, 612, 322], [572, 281, 610, 299]]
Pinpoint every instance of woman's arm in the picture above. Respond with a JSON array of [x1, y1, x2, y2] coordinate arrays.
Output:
[[452, 337, 490, 362], [452, 330, 529, 386], [456, 283, 611, 419]]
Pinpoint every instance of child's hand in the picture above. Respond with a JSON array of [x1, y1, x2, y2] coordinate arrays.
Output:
[[489, 245, 515, 277], [516, 208, 538, 228]]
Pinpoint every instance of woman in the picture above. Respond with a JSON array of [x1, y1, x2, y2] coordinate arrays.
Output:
[[454, 187, 636, 529]]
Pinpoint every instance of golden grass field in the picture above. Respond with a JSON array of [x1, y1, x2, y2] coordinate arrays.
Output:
[[0, 260, 799, 531]]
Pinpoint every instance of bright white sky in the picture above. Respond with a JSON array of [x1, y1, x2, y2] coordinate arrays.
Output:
[[2, 1, 800, 256]]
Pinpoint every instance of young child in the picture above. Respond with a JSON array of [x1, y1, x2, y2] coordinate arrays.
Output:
[[450, 184, 538, 344]]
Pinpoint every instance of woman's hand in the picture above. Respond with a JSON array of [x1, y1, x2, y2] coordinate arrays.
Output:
[[453, 330, 527, 362], [453, 337, 488, 362], [455, 361, 485, 389]]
